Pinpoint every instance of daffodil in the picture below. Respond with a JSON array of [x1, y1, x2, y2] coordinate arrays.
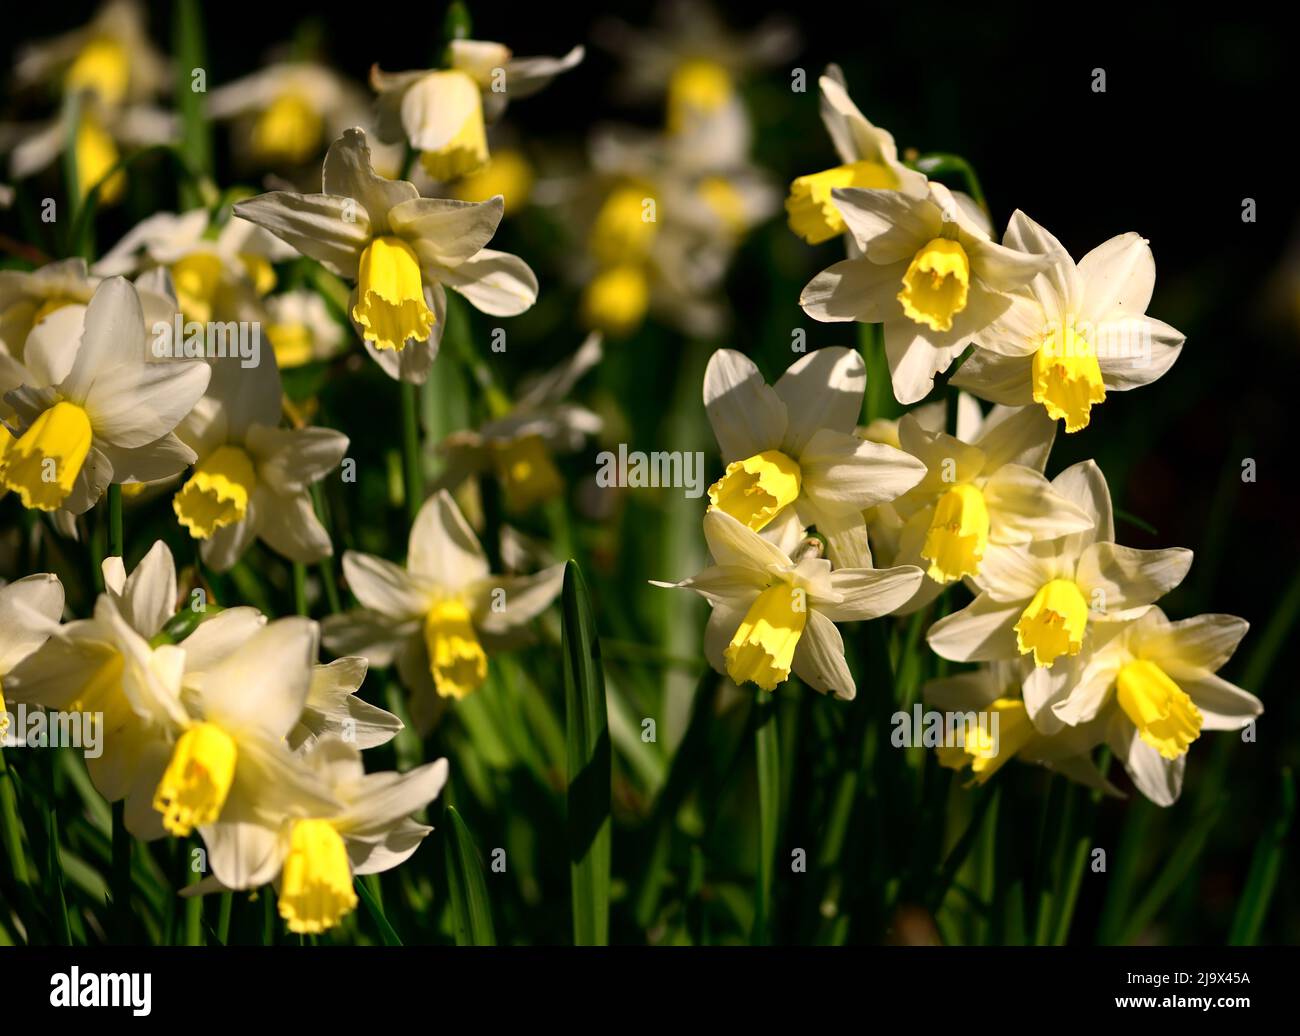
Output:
[[94, 209, 291, 325], [172, 354, 347, 572], [208, 60, 368, 168], [185, 735, 447, 934], [927, 460, 1192, 673], [1, 540, 266, 809], [0, 277, 209, 513], [800, 180, 1050, 404], [786, 65, 927, 245], [882, 397, 1094, 611], [436, 334, 603, 513], [132, 616, 340, 842], [1031, 608, 1259, 806], [702, 347, 927, 568], [323, 489, 565, 732], [234, 128, 537, 384], [14, 0, 168, 107], [655, 509, 923, 698], [371, 39, 583, 181], [0, 573, 65, 740], [950, 211, 1185, 433], [265, 289, 346, 368], [450, 148, 536, 215], [922, 659, 1118, 793]]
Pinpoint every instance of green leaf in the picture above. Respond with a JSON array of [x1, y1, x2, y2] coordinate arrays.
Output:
[[173, 0, 213, 206], [1117, 794, 1226, 944], [442, 805, 496, 946], [1228, 768, 1294, 945], [355, 875, 403, 946], [752, 688, 780, 945], [561, 561, 611, 945]]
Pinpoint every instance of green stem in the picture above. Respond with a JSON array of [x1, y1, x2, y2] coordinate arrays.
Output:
[[216, 892, 233, 945], [0, 747, 31, 892], [107, 484, 123, 557], [752, 688, 779, 945], [399, 381, 424, 523], [857, 322, 896, 423]]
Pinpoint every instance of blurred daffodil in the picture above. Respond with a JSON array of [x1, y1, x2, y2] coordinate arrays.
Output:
[[371, 39, 582, 181]]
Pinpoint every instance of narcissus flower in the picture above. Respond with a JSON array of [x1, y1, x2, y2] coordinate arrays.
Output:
[[0, 277, 208, 513], [436, 334, 603, 513], [323, 489, 564, 732], [1032, 608, 1259, 806], [208, 60, 368, 168], [371, 39, 583, 181], [800, 181, 1049, 404], [950, 211, 1184, 433], [187, 736, 447, 935], [235, 128, 537, 384], [703, 347, 926, 567], [655, 509, 923, 698], [264, 289, 346, 369], [143, 616, 339, 840], [881, 398, 1093, 610], [927, 460, 1191, 673], [785, 65, 927, 245], [0, 573, 65, 739], [921, 659, 1118, 793], [94, 209, 290, 326], [172, 354, 347, 572], [14, 0, 169, 107]]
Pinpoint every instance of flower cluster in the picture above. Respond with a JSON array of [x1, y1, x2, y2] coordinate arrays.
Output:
[[658, 67, 1259, 807]]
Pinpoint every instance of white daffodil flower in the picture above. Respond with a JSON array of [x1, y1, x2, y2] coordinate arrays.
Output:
[[436, 333, 603, 513], [208, 60, 368, 168], [702, 346, 927, 568], [655, 509, 923, 698], [288, 656, 403, 753], [138, 615, 340, 841], [265, 289, 346, 368], [323, 489, 565, 732], [1, 540, 264, 809], [189, 736, 447, 934], [13, 0, 168, 108], [372, 39, 583, 181], [786, 65, 928, 245], [0, 573, 65, 739], [172, 353, 347, 572], [927, 460, 1192, 675], [800, 181, 1049, 405], [883, 399, 1094, 610], [94, 209, 292, 325], [950, 210, 1185, 434], [234, 128, 537, 384], [921, 658, 1118, 793], [1031, 608, 1260, 807], [0, 277, 209, 513]]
